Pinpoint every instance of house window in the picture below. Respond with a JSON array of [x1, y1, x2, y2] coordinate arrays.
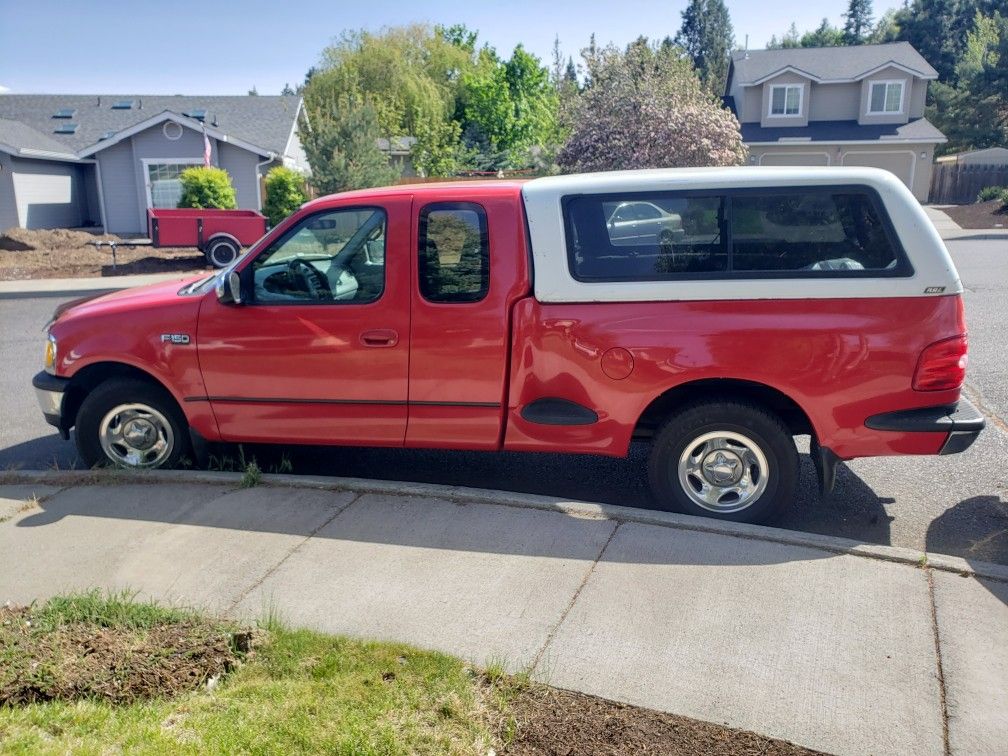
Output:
[[769, 85, 802, 117], [146, 161, 201, 208], [868, 81, 903, 114]]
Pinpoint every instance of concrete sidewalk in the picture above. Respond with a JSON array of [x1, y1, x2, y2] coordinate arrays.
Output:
[[1, 471, 1005, 755]]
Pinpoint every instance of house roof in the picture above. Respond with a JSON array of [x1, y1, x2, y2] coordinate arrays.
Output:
[[0, 94, 302, 157], [741, 117, 947, 144], [729, 43, 939, 86], [0, 118, 79, 159]]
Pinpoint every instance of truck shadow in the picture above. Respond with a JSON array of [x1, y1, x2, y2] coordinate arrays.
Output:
[[4, 435, 912, 567], [926, 495, 1008, 571]]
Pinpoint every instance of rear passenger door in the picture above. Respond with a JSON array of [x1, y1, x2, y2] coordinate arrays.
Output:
[[406, 196, 528, 449]]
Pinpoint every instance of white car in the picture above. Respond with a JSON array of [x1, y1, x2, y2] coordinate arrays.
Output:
[[606, 201, 685, 246]]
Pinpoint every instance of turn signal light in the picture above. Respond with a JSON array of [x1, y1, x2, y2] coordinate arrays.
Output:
[[913, 335, 968, 391]]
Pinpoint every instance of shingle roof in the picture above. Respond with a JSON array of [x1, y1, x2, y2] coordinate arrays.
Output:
[[729, 43, 938, 86], [0, 94, 301, 156], [0, 117, 79, 157], [741, 118, 947, 144]]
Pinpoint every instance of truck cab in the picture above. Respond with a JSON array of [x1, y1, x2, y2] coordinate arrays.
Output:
[[33, 168, 984, 524]]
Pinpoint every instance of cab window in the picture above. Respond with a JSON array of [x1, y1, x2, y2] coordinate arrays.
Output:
[[418, 202, 489, 303], [250, 208, 386, 304]]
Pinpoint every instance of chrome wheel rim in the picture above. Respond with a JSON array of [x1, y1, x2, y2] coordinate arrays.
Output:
[[98, 403, 174, 468], [677, 430, 769, 513]]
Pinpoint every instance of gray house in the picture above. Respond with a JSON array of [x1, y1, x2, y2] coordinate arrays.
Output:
[[0, 95, 307, 234], [725, 43, 946, 200]]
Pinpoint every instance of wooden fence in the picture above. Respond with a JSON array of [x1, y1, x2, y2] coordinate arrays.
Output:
[[929, 162, 1008, 204]]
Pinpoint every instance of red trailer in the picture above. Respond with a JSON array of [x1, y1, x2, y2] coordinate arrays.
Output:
[[147, 208, 267, 268]]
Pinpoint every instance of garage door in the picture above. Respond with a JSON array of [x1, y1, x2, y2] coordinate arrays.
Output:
[[759, 152, 830, 167], [12, 172, 79, 228], [841, 151, 915, 191]]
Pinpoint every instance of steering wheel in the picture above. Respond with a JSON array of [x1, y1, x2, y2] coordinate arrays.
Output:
[[287, 258, 330, 299]]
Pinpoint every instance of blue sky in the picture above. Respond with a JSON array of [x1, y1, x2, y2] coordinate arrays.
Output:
[[0, 0, 900, 95]]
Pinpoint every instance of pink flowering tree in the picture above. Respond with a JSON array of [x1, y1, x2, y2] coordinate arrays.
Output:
[[558, 40, 747, 172]]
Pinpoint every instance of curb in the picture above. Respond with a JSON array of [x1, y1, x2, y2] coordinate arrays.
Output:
[[5, 467, 1008, 585], [0, 272, 201, 300]]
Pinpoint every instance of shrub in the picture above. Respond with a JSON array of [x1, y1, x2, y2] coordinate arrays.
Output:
[[177, 167, 237, 209], [263, 166, 307, 226], [977, 185, 1007, 203]]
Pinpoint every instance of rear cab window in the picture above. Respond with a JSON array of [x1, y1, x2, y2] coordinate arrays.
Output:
[[563, 187, 910, 281], [418, 202, 490, 303]]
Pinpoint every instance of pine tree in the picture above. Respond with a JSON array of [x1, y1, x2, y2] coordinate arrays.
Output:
[[843, 0, 874, 44], [564, 57, 578, 86], [674, 0, 735, 94]]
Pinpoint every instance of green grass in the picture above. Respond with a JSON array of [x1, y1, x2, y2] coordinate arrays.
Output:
[[25, 589, 197, 632], [0, 593, 503, 755]]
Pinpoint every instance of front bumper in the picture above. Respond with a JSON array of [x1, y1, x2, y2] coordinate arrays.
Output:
[[865, 398, 985, 455], [33, 371, 70, 435]]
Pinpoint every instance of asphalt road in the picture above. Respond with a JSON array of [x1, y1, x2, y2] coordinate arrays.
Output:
[[2, 238, 1006, 564]]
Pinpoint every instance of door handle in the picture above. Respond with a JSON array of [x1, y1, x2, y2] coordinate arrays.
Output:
[[360, 329, 398, 347]]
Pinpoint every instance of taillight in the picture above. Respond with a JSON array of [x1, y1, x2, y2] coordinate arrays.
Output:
[[913, 334, 968, 391]]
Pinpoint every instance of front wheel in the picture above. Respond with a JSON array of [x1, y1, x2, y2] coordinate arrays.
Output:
[[75, 379, 190, 469], [647, 401, 799, 524]]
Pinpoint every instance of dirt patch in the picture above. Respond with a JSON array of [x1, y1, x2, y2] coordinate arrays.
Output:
[[943, 199, 1008, 229], [0, 603, 250, 706], [503, 685, 823, 756], [0, 227, 211, 280]]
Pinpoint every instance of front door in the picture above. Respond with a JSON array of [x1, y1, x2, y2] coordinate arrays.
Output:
[[196, 196, 412, 446]]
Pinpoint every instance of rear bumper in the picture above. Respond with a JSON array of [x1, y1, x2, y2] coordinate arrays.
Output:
[[865, 398, 985, 455], [32, 371, 70, 433]]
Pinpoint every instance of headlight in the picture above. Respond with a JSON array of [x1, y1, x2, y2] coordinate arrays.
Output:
[[43, 333, 57, 375]]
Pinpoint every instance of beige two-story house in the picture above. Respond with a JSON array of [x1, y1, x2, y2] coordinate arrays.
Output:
[[725, 43, 946, 200]]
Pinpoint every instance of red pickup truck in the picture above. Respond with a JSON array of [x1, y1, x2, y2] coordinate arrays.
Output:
[[33, 168, 983, 523]]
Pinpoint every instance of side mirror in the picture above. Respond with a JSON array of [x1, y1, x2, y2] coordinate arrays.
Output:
[[216, 270, 245, 305]]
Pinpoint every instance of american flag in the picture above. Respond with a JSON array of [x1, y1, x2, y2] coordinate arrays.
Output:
[[202, 125, 211, 167]]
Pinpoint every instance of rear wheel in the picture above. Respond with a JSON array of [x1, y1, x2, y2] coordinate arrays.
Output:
[[647, 401, 798, 524], [75, 379, 189, 469], [205, 237, 240, 268]]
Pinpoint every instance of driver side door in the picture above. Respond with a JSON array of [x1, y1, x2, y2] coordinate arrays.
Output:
[[195, 196, 412, 446]]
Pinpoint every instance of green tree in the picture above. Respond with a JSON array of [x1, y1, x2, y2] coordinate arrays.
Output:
[[304, 25, 475, 179], [177, 167, 237, 209], [299, 89, 398, 194], [558, 39, 746, 172], [803, 18, 846, 47], [843, 0, 874, 44], [262, 166, 307, 226], [887, 0, 1001, 82], [931, 11, 1008, 152], [675, 0, 735, 93], [457, 44, 559, 167], [868, 9, 901, 43]]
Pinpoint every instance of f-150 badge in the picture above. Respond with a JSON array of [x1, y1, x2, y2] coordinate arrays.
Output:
[[160, 333, 191, 344]]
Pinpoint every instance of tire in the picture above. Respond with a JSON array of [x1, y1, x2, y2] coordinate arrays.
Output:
[[647, 400, 799, 524], [75, 378, 190, 469], [205, 237, 240, 268], [658, 229, 674, 246]]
